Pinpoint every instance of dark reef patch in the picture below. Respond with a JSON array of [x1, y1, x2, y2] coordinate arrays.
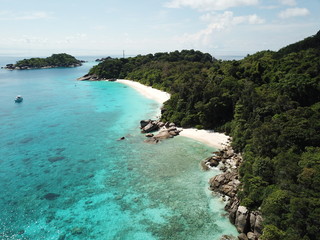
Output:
[[48, 156, 65, 163], [43, 193, 60, 200]]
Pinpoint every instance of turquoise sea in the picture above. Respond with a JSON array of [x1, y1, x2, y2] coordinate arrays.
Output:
[[0, 57, 238, 240]]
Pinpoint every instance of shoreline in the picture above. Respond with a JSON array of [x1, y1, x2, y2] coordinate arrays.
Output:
[[116, 79, 230, 150], [179, 128, 229, 150], [116, 79, 170, 105], [117, 78, 246, 238]]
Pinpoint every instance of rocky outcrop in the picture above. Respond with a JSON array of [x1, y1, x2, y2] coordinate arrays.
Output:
[[140, 120, 181, 144], [209, 171, 240, 198], [209, 146, 263, 240], [235, 206, 250, 233], [201, 156, 221, 170], [95, 57, 112, 62], [77, 74, 97, 81], [77, 74, 115, 81], [141, 120, 160, 133]]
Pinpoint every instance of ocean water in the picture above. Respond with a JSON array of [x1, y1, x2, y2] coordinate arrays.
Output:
[[0, 58, 238, 240]]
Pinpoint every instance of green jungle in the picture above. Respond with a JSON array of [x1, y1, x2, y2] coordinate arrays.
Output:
[[88, 31, 320, 240], [13, 53, 82, 68]]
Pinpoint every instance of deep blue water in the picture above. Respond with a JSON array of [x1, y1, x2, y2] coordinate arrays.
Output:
[[0, 57, 237, 239]]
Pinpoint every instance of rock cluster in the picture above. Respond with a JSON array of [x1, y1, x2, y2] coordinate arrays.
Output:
[[95, 57, 112, 62], [207, 146, 263, 240], [77, 74, 115, 81], [140, 120, 181, 144]]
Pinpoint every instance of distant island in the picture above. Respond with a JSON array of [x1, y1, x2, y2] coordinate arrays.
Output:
[[3, 53, 83, 70], [80, 31, 320, 240], [95, 56, 112, 62]]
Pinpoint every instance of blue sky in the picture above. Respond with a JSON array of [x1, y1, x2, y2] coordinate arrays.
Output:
[[0, 0, 319, 57]]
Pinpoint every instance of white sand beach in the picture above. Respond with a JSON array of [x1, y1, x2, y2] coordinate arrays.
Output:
[[179, 128, 230, 150], [117, 79, 230, 150], [117, 79, 170, 105]]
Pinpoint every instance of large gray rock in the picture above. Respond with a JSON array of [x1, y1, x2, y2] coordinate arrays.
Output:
[[140, 120, 151, 128], [154, 130, 172, 139], [141, 122, 159, 133], [235, 206, 249, 233], [204, 156, 220, 167], [237, 233, 248, 240], [250, 212, 256, 232], [224, 147, 235, 158], [209, 171, 239, 197], [77, 74, 99, 81], [253, 214, 263, 236], [145, 133, 154, 137], [169, 122, 176, 127], [247, 232, 258, 240], [158, 122, 165, 128], [77, 74, 92, 81], [227, 198, 239, 224]]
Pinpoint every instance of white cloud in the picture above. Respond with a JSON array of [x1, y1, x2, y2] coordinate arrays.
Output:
[[0, 11, 52, 20], [17, 11, 52, 20], [164, 0, 259, 11], [61, 33, 88, 44], [176, 11, 265, 47], [201, 11, 265, 25], [278, 7, 310, 19], [278, 0, 296, 6], [93, 25, 107, 31], [234, 14, 265, 24]]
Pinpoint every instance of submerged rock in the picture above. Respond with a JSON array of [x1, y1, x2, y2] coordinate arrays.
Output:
[[200, 160, 210, 171], [144, 137, 159, 144], [58, 234, 66, 240], [20, 137, 33, 144], [48, 156, 65, 163], [43, 193, 60, 200], [71, 227, 84, 235], [220, 235, 237, 240]]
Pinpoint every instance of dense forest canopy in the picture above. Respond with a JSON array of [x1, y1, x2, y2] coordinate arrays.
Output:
[[87, 32, 320, 240], [12, 53, 82, 69]]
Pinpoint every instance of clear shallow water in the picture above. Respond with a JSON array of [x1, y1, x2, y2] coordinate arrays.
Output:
[[0, 58, 237, 240]]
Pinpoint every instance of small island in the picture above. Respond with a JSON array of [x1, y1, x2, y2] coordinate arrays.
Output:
[[3, 53, 84, 70]]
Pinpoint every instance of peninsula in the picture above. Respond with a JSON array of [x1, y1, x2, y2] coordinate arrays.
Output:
[[3, 53, 83, 70], [80, 31, 320, 240]]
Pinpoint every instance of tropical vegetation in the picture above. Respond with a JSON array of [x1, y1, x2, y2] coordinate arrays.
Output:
[[87, 31, 320, 240], [13, 53, 82, 69]]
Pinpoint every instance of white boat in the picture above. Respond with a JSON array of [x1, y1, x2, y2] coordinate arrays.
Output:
[[14, 95, 23, 103]]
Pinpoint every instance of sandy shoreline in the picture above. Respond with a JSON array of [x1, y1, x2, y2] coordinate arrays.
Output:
[[117, 79, 170, 105], [117, 79, 230, 150], [179, 128, 229, 150]]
